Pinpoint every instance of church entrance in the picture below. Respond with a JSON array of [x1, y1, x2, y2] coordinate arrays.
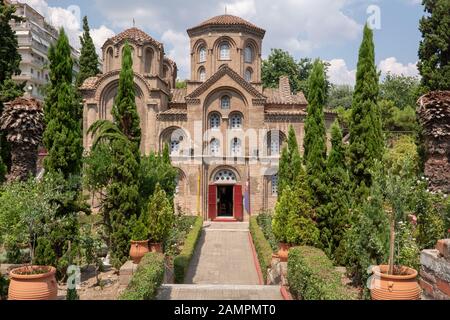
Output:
[[208, 169, 243, 221], [217, 185, 233, 217]]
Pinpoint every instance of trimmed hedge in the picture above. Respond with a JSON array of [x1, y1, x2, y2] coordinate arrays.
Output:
[[250, 216, 273, 283], [119, 252, 165, 300], [173, 216, 203, 283], [287, 246, 357, 300]]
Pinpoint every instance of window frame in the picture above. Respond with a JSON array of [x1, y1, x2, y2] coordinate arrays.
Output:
[[220, 95, 231, 109], [219, 42, 231, 60]]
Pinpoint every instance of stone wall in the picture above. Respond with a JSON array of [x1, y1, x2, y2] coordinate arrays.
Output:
[[419, 239, 450, 300]]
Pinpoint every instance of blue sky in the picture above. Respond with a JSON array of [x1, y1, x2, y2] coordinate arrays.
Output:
[[26, 0, 425, 85]]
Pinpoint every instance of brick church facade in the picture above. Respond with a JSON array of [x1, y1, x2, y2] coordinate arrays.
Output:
[[80, 14, 336, 221]]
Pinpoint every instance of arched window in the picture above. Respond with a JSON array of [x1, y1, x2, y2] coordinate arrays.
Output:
[[210, 139, 220, 156], [163, 65, 169, 79], [230, 114, 242, 129], [267, 131, 285, 156], [144, 48, 153, 74], [210, 113, 221, 129], [220, 42, 230, 60], [170, 137, 182, 155], [220, 95, 230, 109], [244, 68, 252, 82], [271, 174, 278, 195], [199, 46, 207, 63], [231, 138, 242, 156], [214, 169, 237, 183], [106, 47, 113, 71], [198, 67, 206, 81], [244, 46, 253, 63]]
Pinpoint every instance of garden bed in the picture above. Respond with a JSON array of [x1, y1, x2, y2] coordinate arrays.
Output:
[[249, 216, 274, 283]]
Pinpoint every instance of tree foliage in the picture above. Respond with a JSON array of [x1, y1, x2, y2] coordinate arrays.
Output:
[[278, 125, 302, 195], [145, 184, 174, 243], [0, 0, 24, 181], [349, 25, 383, 193], [304, 60, 327, 207], [76, 16, 100, 88], [43, 28, 82, 177], [418, 0, 450, 92]]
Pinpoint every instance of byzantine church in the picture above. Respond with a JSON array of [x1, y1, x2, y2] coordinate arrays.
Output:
[[80, 14, 336, 221]]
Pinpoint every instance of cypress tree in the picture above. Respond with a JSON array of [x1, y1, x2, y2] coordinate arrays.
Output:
[[278, 125, 302, 195], [112, 42, 141, 151], [349, 25, 383, 193], [304, 59, 327, 206], [318, 121, 351, 263], [0, 0, 24, 181], [418, 0, 450, 92], [87, 42, 141, 268], [76, 16, 100, 88], [43, 28, 83, 177]]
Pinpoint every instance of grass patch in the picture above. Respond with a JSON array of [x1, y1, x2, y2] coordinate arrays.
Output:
[[250, 216, 274, 283], [119, 252, 165, 300], [173, 216, 203, 284], [287, 246, 358, 300]]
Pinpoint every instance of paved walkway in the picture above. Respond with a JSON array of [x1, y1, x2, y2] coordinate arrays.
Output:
[[184, 222, 260, 285], [157, 222, 284, 300]]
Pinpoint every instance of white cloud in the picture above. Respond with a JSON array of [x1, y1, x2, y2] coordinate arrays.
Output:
[[161, 30, 190, 79], [327, 59, 356, 86], [220, 0, 257, 18], [22, 0, 114, 53], [90, 26, 116, 54], [378, 57, 419, 77]]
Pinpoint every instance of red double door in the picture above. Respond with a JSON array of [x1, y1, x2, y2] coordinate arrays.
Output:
[[208, 184, 243, 221]]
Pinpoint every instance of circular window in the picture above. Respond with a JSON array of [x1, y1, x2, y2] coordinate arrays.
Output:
[[214, 170, 237, 183]]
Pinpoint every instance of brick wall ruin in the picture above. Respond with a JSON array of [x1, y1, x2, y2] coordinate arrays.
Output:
[[420, 239, 450, 300]]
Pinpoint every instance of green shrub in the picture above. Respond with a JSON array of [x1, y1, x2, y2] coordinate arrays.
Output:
[[250, 216, 273, 283], [0, 274, 9, 300], [146, 184, 174, 243], [164, 215, 198, 257], [256, 211, 278, 252], [119, 252, 165, 300], [173, 216, 203, 284], [287, 246, 357, 300]]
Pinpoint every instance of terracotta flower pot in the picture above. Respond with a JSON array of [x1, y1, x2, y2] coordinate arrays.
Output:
[[149, 242, 163, 254], [8, 266, 58, 300], [277, 243, 291, 262], [369, 265, 421, 300], [129, 240, 150, 264]]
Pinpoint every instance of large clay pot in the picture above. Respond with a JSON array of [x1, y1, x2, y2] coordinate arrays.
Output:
[[149, 242, 163, 254], [369, 265, 421, 300], [8, 266, 58, 300], [129, 240, 150, 264], [277, 243, 291, 262]]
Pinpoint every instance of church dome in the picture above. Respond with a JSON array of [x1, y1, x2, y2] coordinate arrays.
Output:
[[102, 27, 162, 49], [187, 14, 265, 36]]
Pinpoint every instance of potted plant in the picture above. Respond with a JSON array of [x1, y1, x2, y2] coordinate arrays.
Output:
[[368, 163, 421, 300], [129, 217, 150, 264], [8, 265, 58, 300], [146, 184, 174, 253]]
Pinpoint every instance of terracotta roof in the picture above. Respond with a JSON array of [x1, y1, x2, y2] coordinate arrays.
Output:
[[265, 109, 307, 116], [171, 88, 187, 104], [263, 88, 308, 105], [103, 27, 162, 49], [79, 76, 99, 90], [188, 14, 265, 36]]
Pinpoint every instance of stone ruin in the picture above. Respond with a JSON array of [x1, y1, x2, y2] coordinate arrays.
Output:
[[417, 91, 450, 194]]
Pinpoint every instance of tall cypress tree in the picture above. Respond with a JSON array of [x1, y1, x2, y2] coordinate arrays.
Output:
[[318, 121, 351, 263], [278, 125, 302, 195], [76, 16, 100, 88], [112, 41, 141, 152], [304, 59, 327, 206], [0, 0, 24, 181], [43, 28, 82, 177], [349, 25, 383, 193], [418, 0, 450, 92], [87, 42, 141, 268]]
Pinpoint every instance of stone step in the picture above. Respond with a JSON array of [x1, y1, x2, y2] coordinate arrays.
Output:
[[157, 284, 284, 300]]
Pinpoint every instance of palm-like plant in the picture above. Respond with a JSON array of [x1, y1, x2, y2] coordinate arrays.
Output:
[[0, 98, 44, 182]]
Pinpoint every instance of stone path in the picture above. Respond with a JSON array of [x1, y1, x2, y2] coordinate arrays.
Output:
[[157, 222, 284, 300]]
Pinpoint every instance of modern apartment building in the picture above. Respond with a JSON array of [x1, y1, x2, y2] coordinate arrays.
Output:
[[6, 0, 80, 101]]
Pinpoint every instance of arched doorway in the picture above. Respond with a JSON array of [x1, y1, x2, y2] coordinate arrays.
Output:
[[208, 168, 243, 221]]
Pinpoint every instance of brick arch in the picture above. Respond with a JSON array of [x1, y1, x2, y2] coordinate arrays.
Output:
[[210, 166, 242, 183]]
